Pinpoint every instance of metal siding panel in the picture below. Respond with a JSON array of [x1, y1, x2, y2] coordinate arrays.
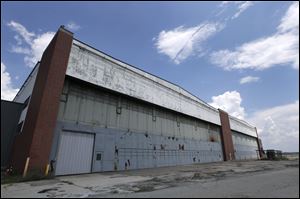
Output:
[[78, 96, 87, 123], [14, 64, 40, 103], [106, 104, 116, 127], [85, 97, 94, 124], [137, 108, 145, 132], [92, 100, 102, 126], [66, 41, 222, 126], [161, 116, 166, 136], [119, 107, 129, 129], [57, 101, 65, 121], [64, 94, 80, 121], [55, 131, 94, 175], [100, 101, 107, 125], [232, 131, 259, 160], [147, 112, 154, 134], [129, 109, 138, 131], [154, 115, 161, 135]]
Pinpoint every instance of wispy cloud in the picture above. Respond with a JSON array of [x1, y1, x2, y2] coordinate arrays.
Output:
[[66, 21, 81, 31], [1, 62, 19, 101], [232, 1, 255, 19], [209, 90, 246, 119], [7, 20, 55, 67], [155, 22, 224, 64], [154, 1, 256, 65], [277, 1, 299, 33], [219, 1, 255, 19], [239, 76, 260, 84], [210, 2, 299, 70], [7, 21, 35, 45]]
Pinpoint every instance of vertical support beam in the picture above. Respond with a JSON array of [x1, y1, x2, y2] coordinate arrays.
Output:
[[219, 109, 235, 161], [255, 127, 264, 159], [10, 26, 73, 173]]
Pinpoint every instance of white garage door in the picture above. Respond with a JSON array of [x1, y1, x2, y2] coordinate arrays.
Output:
[[55, 131, 94, 175]]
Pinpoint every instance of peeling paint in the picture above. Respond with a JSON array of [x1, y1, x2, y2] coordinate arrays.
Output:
[[66, 40, 257, 138]]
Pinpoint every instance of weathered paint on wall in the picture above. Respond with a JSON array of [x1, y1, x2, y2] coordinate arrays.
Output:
[[65, 39, 257, 138], [51, 122, 224, 174], [57, 78, 222, 142], [232, 131, 258, 160], [50, 78, 224, 174], [229, 116, 257, 137], [66, 40, 221, 126]]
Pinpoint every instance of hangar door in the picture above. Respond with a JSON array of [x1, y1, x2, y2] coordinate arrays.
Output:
[[55, 131, 94, 175]]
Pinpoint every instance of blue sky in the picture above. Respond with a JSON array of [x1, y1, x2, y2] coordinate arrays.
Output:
[[1, 1, 299, 152]]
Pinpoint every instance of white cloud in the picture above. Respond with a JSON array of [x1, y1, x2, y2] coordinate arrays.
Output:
[[24, 32, 55, 67], [219, 1, 255, 19], [277, 1, 299, 33], [211, 2, 299, 70], [248, 101, 299, 152], [209, 91, 246, 119], [209, 90, 299, 152], [239, 76, 260, 84], [66, 21, 81, 31], [7, 20, 55, 67], [155, 22, 224, 64], [11, 46, 31, 55], [154, 1, 256, 64], [232, 1, 254, 19], [14, 35, 23, 45], [1, 62, 19, 101], [7, 21, 35, 45]]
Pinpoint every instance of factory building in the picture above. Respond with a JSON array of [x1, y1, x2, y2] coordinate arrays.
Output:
[[1, 26, 264, 176]]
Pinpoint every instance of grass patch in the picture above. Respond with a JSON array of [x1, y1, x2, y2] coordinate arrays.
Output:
[[1, 171, 54, 185]]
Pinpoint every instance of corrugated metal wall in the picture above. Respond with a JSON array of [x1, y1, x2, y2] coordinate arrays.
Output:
[[57, 79, 221, 142], [232, 131, 259, 160], [92, 130, 223, 172], [53, 78, 224, 173], [55, 131, 94, 175], [66, 40, 221, 126]]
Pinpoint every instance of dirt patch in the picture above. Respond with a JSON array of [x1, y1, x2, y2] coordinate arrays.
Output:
[[134, 185, 155, 192], [60, 180, 74, 185]]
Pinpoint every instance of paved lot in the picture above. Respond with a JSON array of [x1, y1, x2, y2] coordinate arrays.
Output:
[[1, 160, 299, 198]]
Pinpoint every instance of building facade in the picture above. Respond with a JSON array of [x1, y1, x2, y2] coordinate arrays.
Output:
[[4, 26, 263, 176]]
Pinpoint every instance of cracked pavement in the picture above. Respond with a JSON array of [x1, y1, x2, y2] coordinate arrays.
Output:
[[1, 160, 299, 198]]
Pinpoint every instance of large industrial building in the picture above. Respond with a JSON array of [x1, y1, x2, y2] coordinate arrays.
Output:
[[1, 26, 264, 176]]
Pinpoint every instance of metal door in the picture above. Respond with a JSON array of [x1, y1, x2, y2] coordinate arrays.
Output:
[[94, 151, 103, 171], [55, 131, 94, 175]]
